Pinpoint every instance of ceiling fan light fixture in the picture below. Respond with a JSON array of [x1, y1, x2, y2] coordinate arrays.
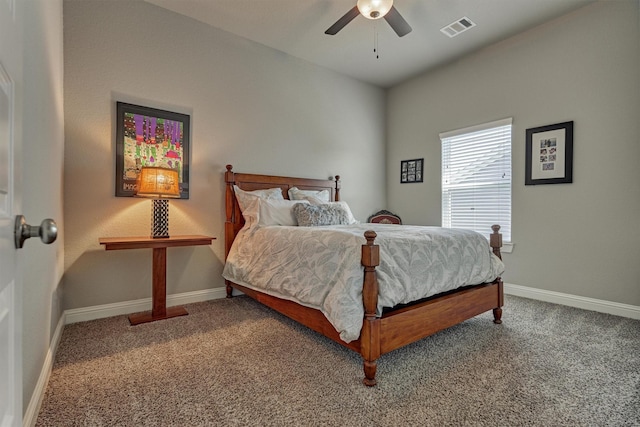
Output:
[[357, 0, 393, 20]]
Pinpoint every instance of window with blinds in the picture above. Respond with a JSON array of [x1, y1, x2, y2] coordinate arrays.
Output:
[[441, 118, 512, 241]]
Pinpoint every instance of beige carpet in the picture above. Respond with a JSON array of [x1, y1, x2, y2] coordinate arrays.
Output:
[[36, 295, 640, 426]]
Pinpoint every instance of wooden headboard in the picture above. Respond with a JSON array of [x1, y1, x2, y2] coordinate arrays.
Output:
[[224, 164, 341, 258]]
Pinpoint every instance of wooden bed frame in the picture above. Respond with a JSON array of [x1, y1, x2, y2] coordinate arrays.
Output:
[[224, 164, 504, 386]]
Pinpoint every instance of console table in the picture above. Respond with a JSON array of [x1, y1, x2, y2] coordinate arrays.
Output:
[[99, 235, 215, 325]]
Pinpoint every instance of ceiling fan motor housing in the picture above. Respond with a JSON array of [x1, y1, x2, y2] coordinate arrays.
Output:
[[357, 0, 393, 20], [325, 0, 410, 37]]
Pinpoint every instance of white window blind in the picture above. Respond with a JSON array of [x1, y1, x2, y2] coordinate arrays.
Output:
[[441, 118, 512, 241]]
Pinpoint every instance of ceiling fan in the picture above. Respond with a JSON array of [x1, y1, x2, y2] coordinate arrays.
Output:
[[325, 0, 412, 37]]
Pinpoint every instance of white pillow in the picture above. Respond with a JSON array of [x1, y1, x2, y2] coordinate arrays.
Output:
[[233, 185, 284, 225], [288, 187, 331, 203], [259, 199, 309, 226], [330, 201, 359, 225], [234, 185, 283, 211]]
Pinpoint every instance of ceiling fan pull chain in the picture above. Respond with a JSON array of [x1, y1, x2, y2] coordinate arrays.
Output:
[[373, 23, 380, 59]]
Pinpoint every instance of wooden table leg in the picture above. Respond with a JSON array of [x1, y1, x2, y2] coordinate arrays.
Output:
[[152, 247, 167, 317], [128, 247, 188, 325]]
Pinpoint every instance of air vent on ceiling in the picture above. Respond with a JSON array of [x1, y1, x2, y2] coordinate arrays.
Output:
[[440, 17, 476, 38]]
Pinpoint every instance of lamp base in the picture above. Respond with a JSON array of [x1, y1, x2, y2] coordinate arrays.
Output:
[[151, 199, 170, 238]]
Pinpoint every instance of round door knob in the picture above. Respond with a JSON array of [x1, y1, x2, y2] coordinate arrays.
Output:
[[39, 219, 58, 244], [14, 215, 58, 249]]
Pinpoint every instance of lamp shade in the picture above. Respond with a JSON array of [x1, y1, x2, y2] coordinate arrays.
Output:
[[135, 167, 180, 199], [357, 0, 393, 19]]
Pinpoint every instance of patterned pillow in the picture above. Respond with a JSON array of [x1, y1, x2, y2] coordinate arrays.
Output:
[[293, 203, 351, 227]]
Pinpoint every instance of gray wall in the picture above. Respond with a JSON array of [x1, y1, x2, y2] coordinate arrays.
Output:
[[387, 1, 640, 305], [62, 1, 386, 309], [22, 0, 65, 416]]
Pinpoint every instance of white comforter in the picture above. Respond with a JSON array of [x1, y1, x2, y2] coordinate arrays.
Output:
[[222, 223, 505, 343]]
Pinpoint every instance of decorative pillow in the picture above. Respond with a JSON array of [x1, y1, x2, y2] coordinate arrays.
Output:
[[288, 187, 331, 203], [293, 202, 351, 227], [287, 187, 358, 225], [259, 199, 309, 226]]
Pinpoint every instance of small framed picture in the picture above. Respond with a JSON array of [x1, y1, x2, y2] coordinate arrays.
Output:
[[525, 121, 573, 185], [115, 102, 190, 198], [400, 158, 424, 184]]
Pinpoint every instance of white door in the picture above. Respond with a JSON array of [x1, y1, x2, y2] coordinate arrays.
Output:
[[0, 1, 23, 425]]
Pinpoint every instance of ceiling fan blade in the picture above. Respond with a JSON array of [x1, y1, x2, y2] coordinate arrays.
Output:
[[384, 6, 412, 37], [325, 6, 360, 35]]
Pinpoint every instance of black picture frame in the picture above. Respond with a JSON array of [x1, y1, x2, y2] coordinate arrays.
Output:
[[400, 158, 424, 184], [525, 121, 573, 185], [115, 102, 190, 198]]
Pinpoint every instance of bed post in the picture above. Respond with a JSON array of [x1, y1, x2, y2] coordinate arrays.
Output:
[[361, 230, 381, 386], [225, 165, 236, 298], [490, 224, 502, 261], [490, 224, 504, 324], [334, 175, 341, 201]]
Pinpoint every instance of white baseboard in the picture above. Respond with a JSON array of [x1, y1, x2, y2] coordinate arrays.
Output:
[[65, 287, 227, 324], [64, 284, 639, 324], [23, 311, 66, 427], [504, 283, 640, 320]]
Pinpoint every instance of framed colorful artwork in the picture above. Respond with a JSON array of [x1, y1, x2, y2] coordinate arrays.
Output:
[[525, 121, 573, 185], [115, 102, 190, 198]]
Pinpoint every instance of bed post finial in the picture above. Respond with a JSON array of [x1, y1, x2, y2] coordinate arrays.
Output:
[[334, 175, 341, 201], [490, 224, 502, 260]]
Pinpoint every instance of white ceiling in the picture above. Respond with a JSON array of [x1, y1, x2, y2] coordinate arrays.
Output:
[[144, 0, 595, 88]]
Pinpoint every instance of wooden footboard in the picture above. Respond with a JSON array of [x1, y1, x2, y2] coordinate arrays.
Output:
[[357, 226, 503, 386], [223, 165, 504, 386]]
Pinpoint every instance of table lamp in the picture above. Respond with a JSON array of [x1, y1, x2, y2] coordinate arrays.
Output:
[[135, 166, 180, 238]]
